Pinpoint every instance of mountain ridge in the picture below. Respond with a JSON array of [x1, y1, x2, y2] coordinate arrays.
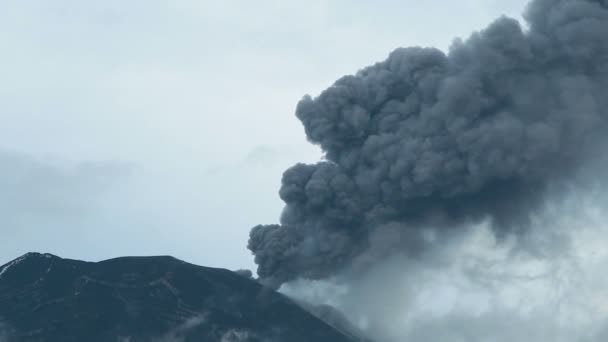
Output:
[[0, 252, 362, 342]]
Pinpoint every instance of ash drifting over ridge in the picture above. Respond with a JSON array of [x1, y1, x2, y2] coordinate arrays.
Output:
[[249, 0, 608, 286]]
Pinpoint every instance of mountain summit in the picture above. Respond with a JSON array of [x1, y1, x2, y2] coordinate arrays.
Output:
[[0, 253, 361, 342]]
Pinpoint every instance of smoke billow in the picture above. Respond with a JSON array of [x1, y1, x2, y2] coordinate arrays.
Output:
[[248, 0, 608, 287]]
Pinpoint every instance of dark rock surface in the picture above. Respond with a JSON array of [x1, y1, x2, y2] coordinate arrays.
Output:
[[0, 253, 360, 342]]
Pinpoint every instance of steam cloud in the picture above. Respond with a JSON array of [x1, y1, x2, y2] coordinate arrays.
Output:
[[249, 0, 608, 287]]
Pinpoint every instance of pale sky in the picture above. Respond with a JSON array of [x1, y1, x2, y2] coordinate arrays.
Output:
[[0, 0, 528, 270]]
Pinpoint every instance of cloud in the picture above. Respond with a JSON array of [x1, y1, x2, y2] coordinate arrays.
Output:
[[249, 0, 608, 287], [0, 148, 133, 262], [282, 187, 608, 341], [152, 315, 208, 342], [0, 149, 131, 223], [220, 329, 255, 342]]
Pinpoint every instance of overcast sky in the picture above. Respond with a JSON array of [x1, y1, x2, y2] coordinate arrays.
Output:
[[0, 0, 528, 270]]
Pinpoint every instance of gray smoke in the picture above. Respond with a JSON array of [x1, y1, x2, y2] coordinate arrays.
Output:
[[249, 0, 608, 287]]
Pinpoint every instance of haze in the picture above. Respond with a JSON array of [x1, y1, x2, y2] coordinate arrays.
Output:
[[1, 0, 527, 270]]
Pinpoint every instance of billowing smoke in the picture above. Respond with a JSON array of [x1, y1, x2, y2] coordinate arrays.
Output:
[[249, 0, 608, 287]]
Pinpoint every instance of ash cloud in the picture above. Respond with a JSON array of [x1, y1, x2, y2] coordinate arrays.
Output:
[[249, 0, 608, 286]]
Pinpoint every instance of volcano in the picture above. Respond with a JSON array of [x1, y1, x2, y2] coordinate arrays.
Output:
[[0, 252, 364, 342]]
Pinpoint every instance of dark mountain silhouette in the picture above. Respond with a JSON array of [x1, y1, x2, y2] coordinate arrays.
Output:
[[0, 253, 363, 342]]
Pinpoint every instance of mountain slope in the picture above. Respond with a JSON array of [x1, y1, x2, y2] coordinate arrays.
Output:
[[0, 253, 359, 342]]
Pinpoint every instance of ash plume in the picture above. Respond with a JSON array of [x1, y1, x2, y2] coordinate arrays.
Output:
[[249, 0, 608, 287]]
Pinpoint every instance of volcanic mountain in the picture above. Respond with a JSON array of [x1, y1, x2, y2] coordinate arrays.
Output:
[[0, 253, 363, 342]]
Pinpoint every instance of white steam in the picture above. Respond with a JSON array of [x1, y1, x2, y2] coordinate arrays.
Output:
[[282, 187, 608, 342]]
